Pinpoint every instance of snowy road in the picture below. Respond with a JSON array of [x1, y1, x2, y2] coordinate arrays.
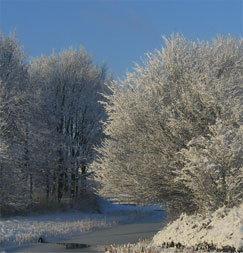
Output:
[[9, 214, 164, 252]]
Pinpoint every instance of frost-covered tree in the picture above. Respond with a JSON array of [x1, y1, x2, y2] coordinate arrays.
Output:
[[29, 48, 109, 203], [93, 34, 243, 215], [0, 33, 31, 214], [0, 32, 109, 213], [175, 120, 243, 214]]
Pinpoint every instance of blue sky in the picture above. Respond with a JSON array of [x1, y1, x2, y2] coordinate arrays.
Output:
[[0, 0, 242, 79]]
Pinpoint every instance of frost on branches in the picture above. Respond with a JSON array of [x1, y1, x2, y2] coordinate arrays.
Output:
[[0, 32, 110, 215], [29, 48, 109, 204], [0, 33, 31, 214], [93, 34, 243, 216], [176, 120, 243, 213]]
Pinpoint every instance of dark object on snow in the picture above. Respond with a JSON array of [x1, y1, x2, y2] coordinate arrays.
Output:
[[56, 242, 90, 249], [38, 237, 45, 243], [63, 243, 90, 249], [162, 240, 238, 252], [37, 238, 90, 250], [175, 242, 182, 249], [221, 245, 236, 252], [169, 241, 174, 248]]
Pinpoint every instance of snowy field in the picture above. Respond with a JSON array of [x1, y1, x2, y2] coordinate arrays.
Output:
[[0, 201, 161, 252], [0, 210, 113, 251]]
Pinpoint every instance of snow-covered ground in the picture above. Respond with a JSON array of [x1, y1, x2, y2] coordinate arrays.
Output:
[[4, 201, 242, 253], [0, 210, 112, 251], [153, 203, 243, 252], [0, 200, 162, 252]]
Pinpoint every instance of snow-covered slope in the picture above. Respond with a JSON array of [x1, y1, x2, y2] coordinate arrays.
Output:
[[153, 203, 243, 251]]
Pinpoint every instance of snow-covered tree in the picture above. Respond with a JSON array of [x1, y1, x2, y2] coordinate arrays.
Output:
[[29, 48, 109, 203], [176, 120, 243, 213], [93, 34, 243, 215], [0, 32, 31, 215]]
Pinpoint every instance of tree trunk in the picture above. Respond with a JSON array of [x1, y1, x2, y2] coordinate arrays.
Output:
[[46, 173, 49, 200]]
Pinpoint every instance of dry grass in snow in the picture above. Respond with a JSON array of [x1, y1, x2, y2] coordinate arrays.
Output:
[[104, 242, 208, 253], [0, 211, 115, 250], [0, 203, 160, 251]]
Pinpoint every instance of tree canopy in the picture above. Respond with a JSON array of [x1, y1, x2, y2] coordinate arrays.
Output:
[[93, 34, 243, 216]]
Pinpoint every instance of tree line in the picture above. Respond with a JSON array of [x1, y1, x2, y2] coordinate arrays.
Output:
[[1, 32, 242, 218], [0, 33, 110, 216]]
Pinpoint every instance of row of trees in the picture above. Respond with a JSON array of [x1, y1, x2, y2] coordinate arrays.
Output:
[[93, 35, 243, 216], [1, 32, 242, 217], [0, 33, 110, 215]]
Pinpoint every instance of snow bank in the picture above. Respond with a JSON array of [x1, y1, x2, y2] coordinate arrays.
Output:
[[153, 203, 243, 251], [105, 241, 160, 253], [105, 242, 207, 252]]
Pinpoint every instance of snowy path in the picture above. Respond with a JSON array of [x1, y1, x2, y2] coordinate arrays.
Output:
[[9, 214, 164, 252]]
